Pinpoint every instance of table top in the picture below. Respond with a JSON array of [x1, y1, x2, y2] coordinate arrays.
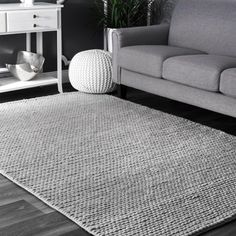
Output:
[[0, 3, 63, 11]]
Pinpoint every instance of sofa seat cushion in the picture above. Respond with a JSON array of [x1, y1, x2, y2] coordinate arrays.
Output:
[[163, 55, 236, 92], [220, 69, 236, 97], [117, 45, 203, 78]]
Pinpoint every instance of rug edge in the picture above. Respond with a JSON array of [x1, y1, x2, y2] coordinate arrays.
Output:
[[0, 170, 101, 236], [1, 169, 236, 236], [192, 213, 236, 236]]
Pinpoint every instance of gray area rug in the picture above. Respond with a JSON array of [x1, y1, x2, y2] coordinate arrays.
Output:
[[0, 92, 236, 236]]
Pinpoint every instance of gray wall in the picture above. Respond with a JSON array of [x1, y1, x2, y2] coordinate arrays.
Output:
[[0, 0, 103, 71]]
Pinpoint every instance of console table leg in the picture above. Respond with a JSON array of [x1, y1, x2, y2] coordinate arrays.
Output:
[[36, 32, 43, 55], [26, 33, 31, 52], [57, 10, 63, 93], [36, 32, 43, 73]]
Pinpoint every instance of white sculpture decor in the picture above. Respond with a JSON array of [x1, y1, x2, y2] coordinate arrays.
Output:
[[20, 0, 34, 6], [6, 51, 45, 81], [69, 50, 115, 94]]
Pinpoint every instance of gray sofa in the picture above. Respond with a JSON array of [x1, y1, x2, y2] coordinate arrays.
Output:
[[112, 0, 236, 118]]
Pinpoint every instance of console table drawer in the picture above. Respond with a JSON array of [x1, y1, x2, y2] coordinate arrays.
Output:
[[0, 13, 6, 33], [7, 9, 58, 32]]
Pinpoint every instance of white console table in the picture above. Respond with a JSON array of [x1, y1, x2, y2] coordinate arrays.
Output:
[[0, 3, 63, 93]]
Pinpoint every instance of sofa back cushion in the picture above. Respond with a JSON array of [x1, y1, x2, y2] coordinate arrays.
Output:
[[168, 0, 236, 57]]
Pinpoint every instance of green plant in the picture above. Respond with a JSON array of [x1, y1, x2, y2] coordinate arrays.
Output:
[[95, 0, 155, 28]]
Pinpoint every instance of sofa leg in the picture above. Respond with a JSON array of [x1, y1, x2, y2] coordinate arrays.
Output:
[[117, 85, 127, 99]]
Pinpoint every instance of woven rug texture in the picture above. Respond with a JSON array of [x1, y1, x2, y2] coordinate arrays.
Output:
[[0, 92, 236, 236]]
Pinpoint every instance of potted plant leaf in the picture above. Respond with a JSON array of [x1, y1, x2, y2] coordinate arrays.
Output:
[[95, 0, 155, 52]]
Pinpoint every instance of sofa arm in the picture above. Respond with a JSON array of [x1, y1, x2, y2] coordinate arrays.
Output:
[[112, 24, 170, 84], [113, 24, 169, 48]]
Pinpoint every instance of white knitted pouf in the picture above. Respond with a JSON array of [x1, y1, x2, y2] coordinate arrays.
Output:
[[69, 50, 115, 93]]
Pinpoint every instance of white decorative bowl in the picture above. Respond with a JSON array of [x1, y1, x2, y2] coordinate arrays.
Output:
[[6, 51, 45, 81], [20, 0, 35, 6]]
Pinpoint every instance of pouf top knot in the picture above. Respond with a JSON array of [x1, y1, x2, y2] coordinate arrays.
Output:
[[69, 49, 115, 94]]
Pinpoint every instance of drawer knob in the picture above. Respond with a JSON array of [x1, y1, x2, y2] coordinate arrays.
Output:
[[33, 15, 37, 18], [33, 24, 37, 28]]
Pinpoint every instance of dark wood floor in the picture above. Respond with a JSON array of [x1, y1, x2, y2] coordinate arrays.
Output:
[[0, 84, 236, 236]]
